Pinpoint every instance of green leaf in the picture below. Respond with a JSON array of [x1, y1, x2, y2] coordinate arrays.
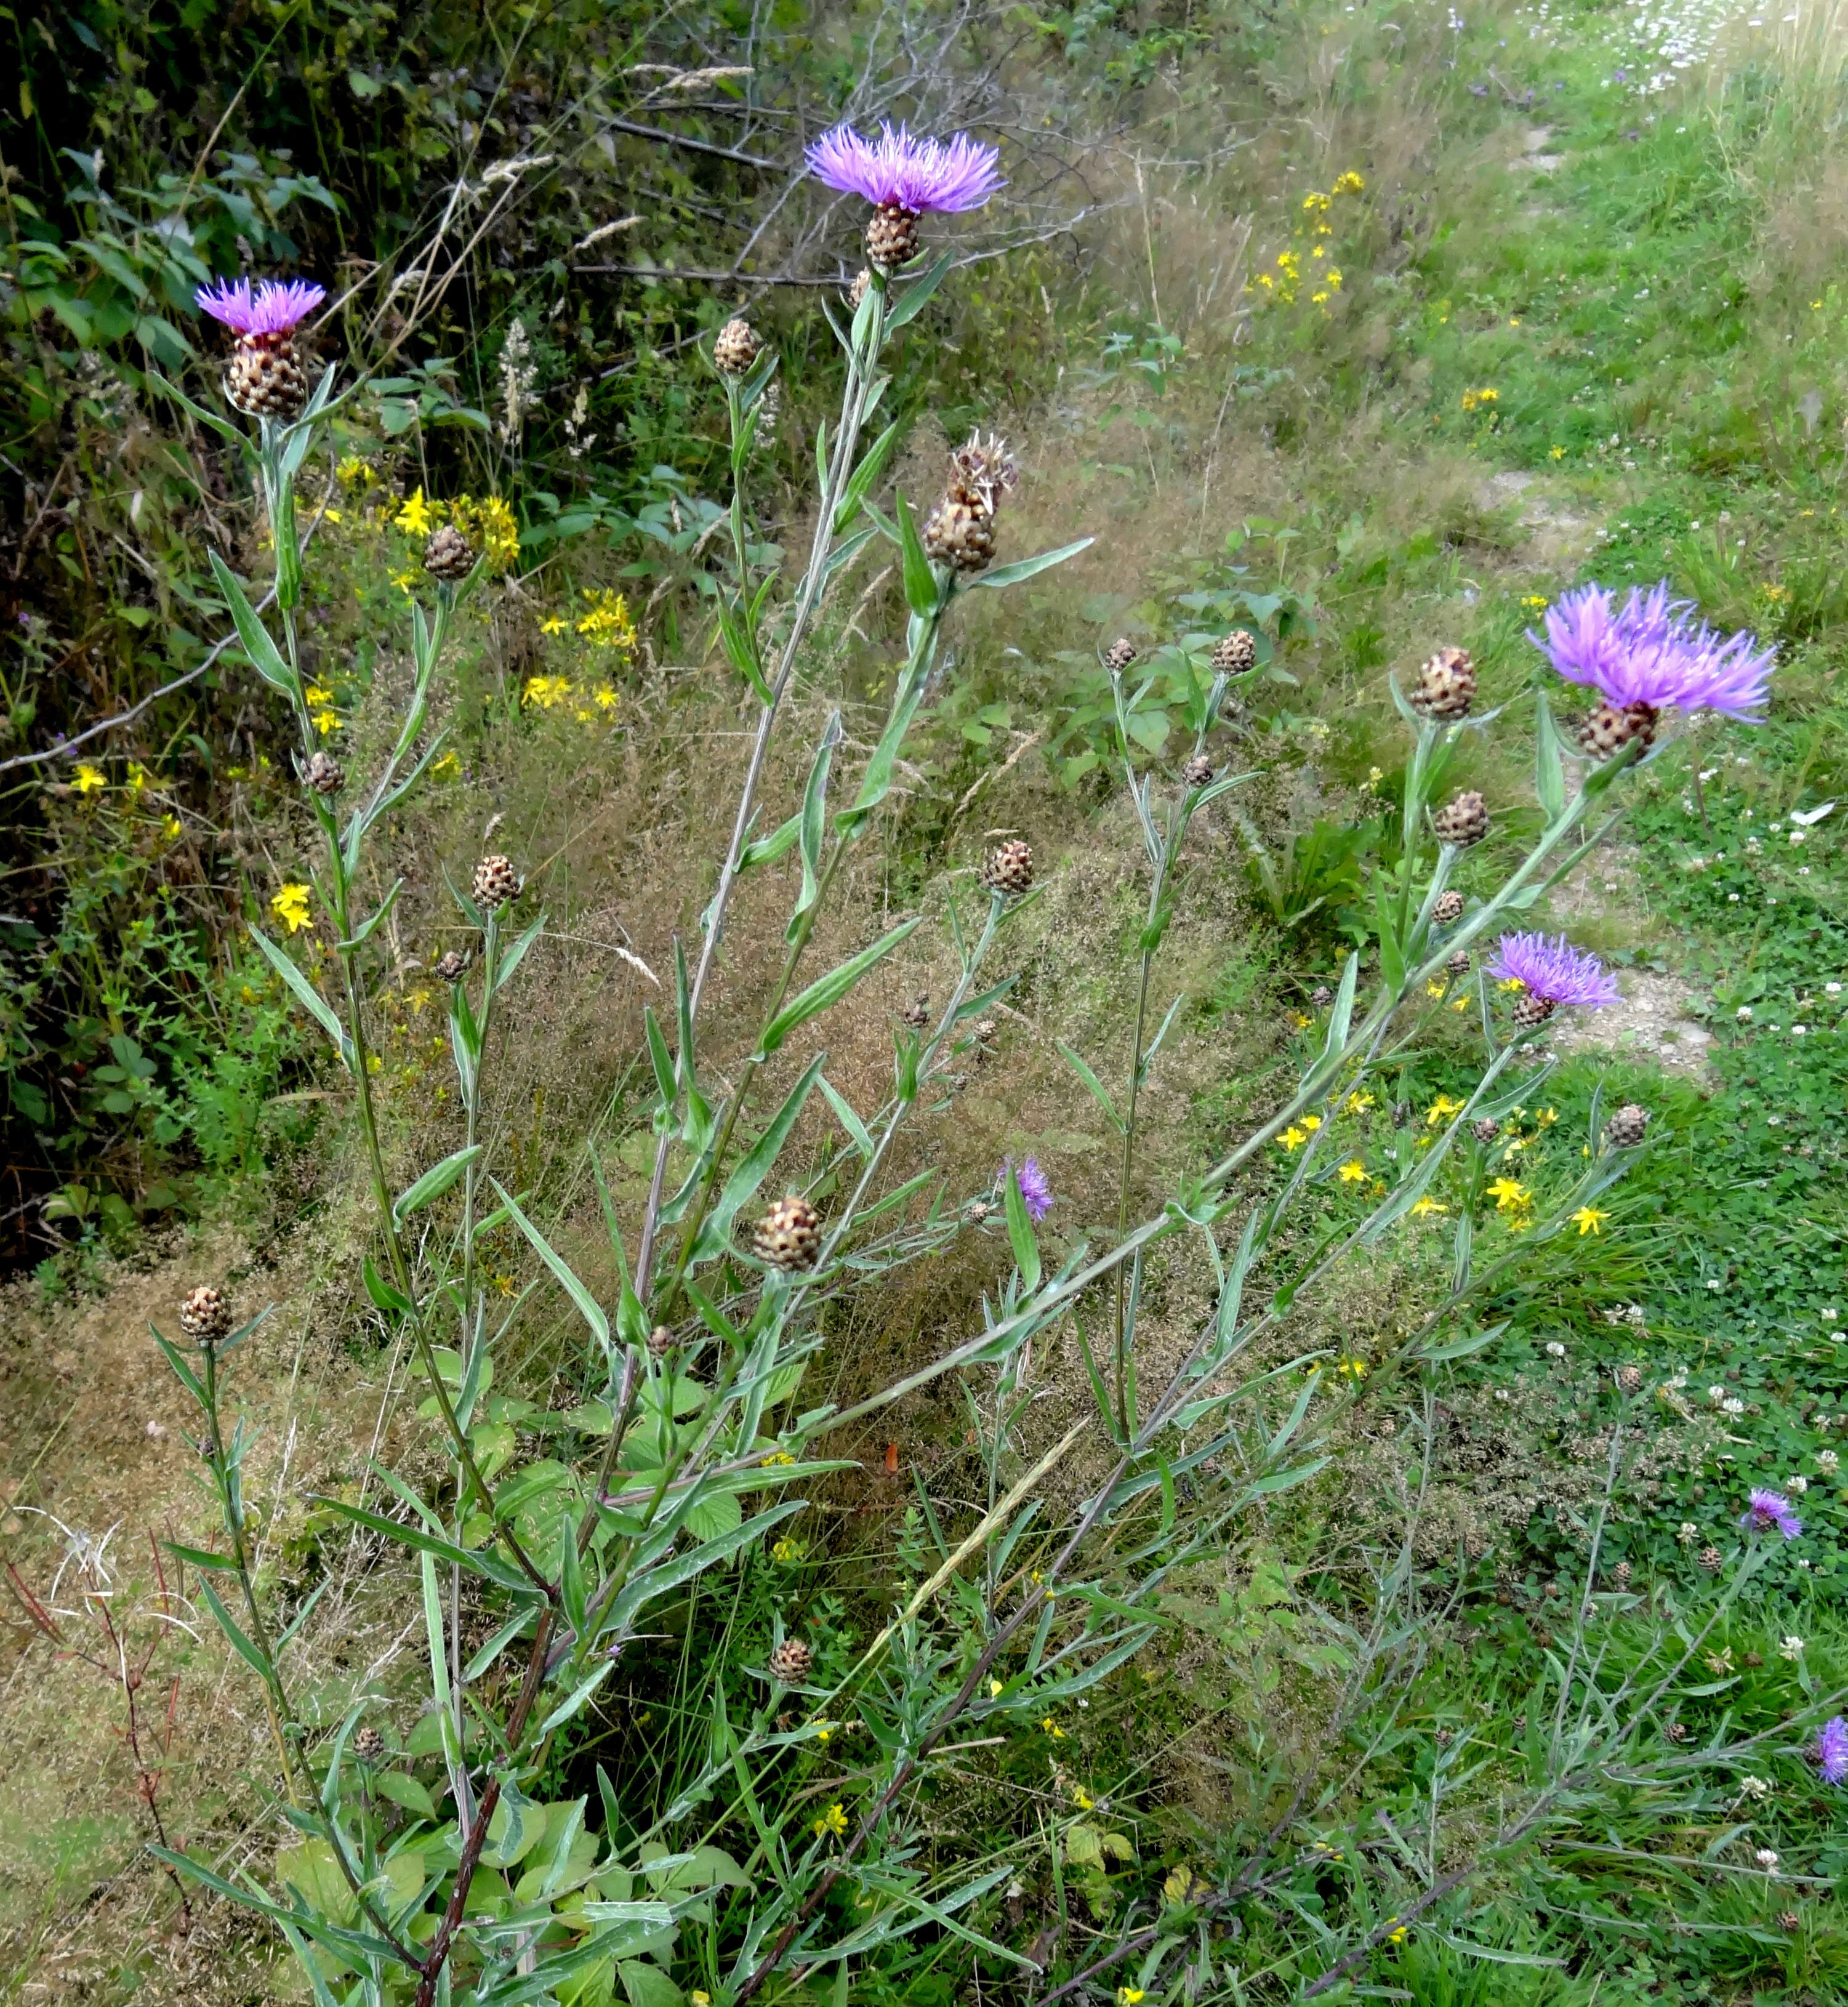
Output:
[[374, 1770, 439, 1822], [1055, 1042, 1123, 1132], [208, 550, 296, 694], [883, 251, 954, 331], [249, 926, 354, 1069], [492, 1183, 611, 1355], [1001, 1160, 1042, 1295], [896, 490, 938, 617], [790, 712, 842, 939], [964, 537, 1095, 592], [818, 1075, 874, 1158], [363, 1253, 412, 1315], [314, 1496, 534, 1593], [758, 917, 921, 1058], [164, 1540, 239, 1572], [1534, 688, 1567, 824], [392, 1145, 483, 1225], [685, 1488, 743, 1540], [199, 1579, 273, 1682], [737, 810, 802, 872], [697, 1053, 827, 1261], [833, 416, 905, 534]]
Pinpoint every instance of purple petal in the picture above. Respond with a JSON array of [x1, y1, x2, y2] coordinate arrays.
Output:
[[806, 121, 1003, 214], [1529, 580, 1775, 718], [1485, 931, 1621, 1009], [195, 275, 325, 337]]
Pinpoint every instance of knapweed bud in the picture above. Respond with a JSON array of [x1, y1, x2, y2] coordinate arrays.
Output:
[[1447, 950, 1471, 976], [1104, 637, 1139, 673], [924, 497, 997, 571], [423, 523, 476, 582], [866, 201, 922, 269], [1472, 1117, 1500, 1144], [302, 750, 345, 796], [1778, 1911, 1801, 1934], [1605, 1103, 1649, 1148], [754, 1194, 822, 1270], [433, 949, 470, 984], [1579, 701, 1658, 758], [1617, 1365, 1643, 1393], [1211, 629, 1258, 675], [1698, 1544, 1722, 1571], [179, 1284, 231, 1345], [1183, 753, 1215, 789], [1408, 645, 1477, 721], [1511, 992, 1557, 1029], [768, 1637, 813, 1684], [197, 276, 323, 423], [353, 1725, 387, 1764], [647, 1324, 675, 1361], [1432, 790, 1488, 847], [1432, 890, 1466, 927], [847, 268, 873, 310], [902, 997, 930, 1029], [713, 317, 762, 376], [1610, 1559, 1632, 1587], [979, 839, 1034, 896], [472, 854, 521, 912]]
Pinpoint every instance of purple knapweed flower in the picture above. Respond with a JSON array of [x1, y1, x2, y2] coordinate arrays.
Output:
[[1740, 1486, 1802, 1540], [195, 276, 326, 338], [806, 122, 1003, 214], [1813, 1715, 1848, 1785], [1485, 932, 1621, 1010], [1010, 1157, 1054, 1223], [1532, 582, 1775, 721]]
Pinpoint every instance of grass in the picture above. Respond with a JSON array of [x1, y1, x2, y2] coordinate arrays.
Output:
[[6, 0, 1848, 2000]]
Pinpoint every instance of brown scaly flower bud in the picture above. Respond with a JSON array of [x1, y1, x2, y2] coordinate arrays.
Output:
[[1698, 1545, 1723, 1572], [979, 839, 1034, 896], [227, 334, 309, 421], [423, 523, 476, 583], [1407, 645, 1477, 721], [1432, 790, 1489, 847], [946, 432, 1018, 513], [1605, 1103, 1649, 1149], [1511, 992, 1557, 1029], [302, 750, 345, 796], [1183, 753, 1214, 789], [754, 1194, 822, 1271], [1472, 1118, 1501, 1145], [353, 1725, 387, 1764], [1104, 637, 1139, 673], [433, 949, 470, 984], [179, 1285, 232, 1346], [647, 1324, 675, 1361], [1432, 890, 1466, 927], [924, 497, 997, 572], [713, 318, 762, 376], [1447, 950, 1471, 976], [1610, 1560, 1633, 1588], [866, 203, 921, 269], [846, 268, 874, 310], [1778, 1911, 1801, 1934], [1617, 1365, 1644, 1394], [472, 854, 521, 912], [768, 1637, 813, 1685], [1579, 701, 1658, 758], [1211, 629, 1258, 675], [902, 997, 930, 1029], [966, 1198, 992, 1222]]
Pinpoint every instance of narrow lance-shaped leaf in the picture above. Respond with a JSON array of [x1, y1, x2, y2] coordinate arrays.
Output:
[[695, 1053, 827, 1261], [757, 917, 922, 1058], [492, 1181, 612, 1357], [392, 1144, 483, 1225], [249, 926, 355, 1071], [1534, 687, 1568, 825], [963, 536, 1095, 592], [208, 550, 297, 694], [790, 712, 842, 939], [1002, 1157, 1042, 1295]]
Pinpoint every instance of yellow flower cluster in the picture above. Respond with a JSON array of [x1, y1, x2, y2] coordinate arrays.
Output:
[[576, 587, 638, 653], [812, 1802, 849, 1839], [1256, 172, 1362, 309], [1460, 386, 1500, 412], [521, 675, 619, 724], [271, 883, 313, 935], [392, 487, 521, 573]]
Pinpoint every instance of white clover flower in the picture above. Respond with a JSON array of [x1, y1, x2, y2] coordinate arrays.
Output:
[[1546, 1341, 1567, 1357], [1785, 1475, 1808, 1494], [1817, 1450, 1839, 1473], [1828, 982, 1842, 995], [1677, 1521, 1699, 1544], [1709, 1385, 1727, 1402], [1739, 1775, 1771, 1798], [1757, 1849, 1780, 1870], [1779, 1635, 1804, 1660], [1737, 1005, 1753, 1020], [1722, 1397, 1746, 1416]]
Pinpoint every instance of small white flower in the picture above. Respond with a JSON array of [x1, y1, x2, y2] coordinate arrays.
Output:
[[1756, 1848, 1779, 1870], [1677, 1521, 1699, 1544], [1828, 982, 1843, 995], [1546, 1340, 1567, 1357], [1767, 1116, 1782, 1126], [1823, 1308, 1839, 1321], [1737, 1005, 1753, 1020], [1626, 1304, 1646, 1324], [1785, 1476, 1809, 1494], [1706, 1278, 1723, 1290], [1729, 892, 1742, 902], [1722, 1397, 1746, 1416], [1818, 1450, 1840, 1473], [1493, 1388, 1511, 1402], [1793, 1025, 1807, 1036], [1789, 830, 1806, 844], [1779, 1635, 1805, 1659], [1709, 1385, 1727, 1402], [1739, 1775, 1771, 1798]]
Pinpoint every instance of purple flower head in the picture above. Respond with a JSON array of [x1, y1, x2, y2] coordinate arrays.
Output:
[[806, 122, 1003, 214], [195, 277, 326, 339], [1530, 581, 1775, 720], [1813, 1715, 1848, 1786], [1741, 1486, 1802, 1539], [1010, 1156, 1054, 1223], [1485, 931, 1621, 1010]]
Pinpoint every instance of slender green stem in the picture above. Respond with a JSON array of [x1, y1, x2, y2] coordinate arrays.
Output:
[[1111, 870, 1162, 1436]]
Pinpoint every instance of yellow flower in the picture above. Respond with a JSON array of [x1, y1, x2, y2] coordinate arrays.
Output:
[[761, 1449, 796, 1466], [813, 1803, 849, 1839], [389, 567, 418, 595], [313, 709, 342, 736], [450, 493, 520, 571], [323, 506, 342, 525], [395, 487, 436, 537], [1388, 1922, 1409, 1945], [1072, 1787, 1095, 1811], [1425, 979, 1446, 999], [1410, 1197, 1447, 1218], [1572, 1206, 1609, 1236], [1550, 444, 1567, 461], [1538, 1107, 1557, 1125], [432, 750, 460, 781], [771, 1537, 804, 1563], [1345, 1090, 1375, 1114], [1042, 1716, 1066, 1738], [989, 1679, 1003, 1697], [1311, 291, 1330, 305], [72, 763, 107, 795], [1120, 1992, 1147, 2006], [303, 683, 332, 706], [270, 883, 313, 934], [1301, 1114, 1321, 1133], [1338, 1160, 1367, 1183], [594, 685, 618, 712], [539, 615, 568, 636], [1312, 243, 1327, 259], [1426, 1094, 1464, 1125], [161, 814, 182, 840], [1497, 976, 1525, 993], [523, 674, 574, 710], [1303, 190, 1332, 212], [692, 1995, 712, 2006], [1278, 1126, 1307, 1152], [1292, 1010, 1312, 1029], [1521, 595, 1549, 609], [1450, 997, 1469, 1013], [576, 587, 638, 654], [1338, 1357, 1368, 1378], [1487, 1176, 1531, 1213], [1332, 170, 1365, 193]]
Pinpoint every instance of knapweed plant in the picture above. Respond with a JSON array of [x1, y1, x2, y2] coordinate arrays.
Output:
[[146, 127, 1807, 2007]]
